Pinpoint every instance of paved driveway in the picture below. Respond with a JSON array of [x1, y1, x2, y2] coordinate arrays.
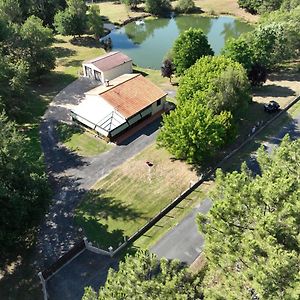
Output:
[[151, 112, 300, 264], [37, 78, 160, 268]]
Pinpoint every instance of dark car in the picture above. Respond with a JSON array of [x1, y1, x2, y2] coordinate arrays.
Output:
[[264, 100, 280, 112]]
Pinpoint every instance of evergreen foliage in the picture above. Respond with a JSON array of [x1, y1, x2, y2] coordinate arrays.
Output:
[[0, 113, 50, 250], [198, 136, 300, 299], [82, 250, 204, 300]]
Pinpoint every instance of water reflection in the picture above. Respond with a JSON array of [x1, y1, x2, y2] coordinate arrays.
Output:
[[108, 15, 252, 69]]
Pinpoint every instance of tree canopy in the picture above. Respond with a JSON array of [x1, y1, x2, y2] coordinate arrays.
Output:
[[82, 250, 204, 300], [145, 0, 172, 16], [177, 56, 251, 116], [54, 0, 87, 36], [0, 113, 50, 250], [157, 102, 235, 164], [172, 28, 213, 75], [198, 136, 300, 300]]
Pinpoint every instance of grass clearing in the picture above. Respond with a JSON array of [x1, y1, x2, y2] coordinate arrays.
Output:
[[56, 123, 112, 157], [96, 1, 147, 25], [52, 35, 106, 78], [75, 143, 200, 249]]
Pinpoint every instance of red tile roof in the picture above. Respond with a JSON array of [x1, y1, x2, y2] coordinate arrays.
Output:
[[100, 74, 167, 119], [85, 52, 132, 72]]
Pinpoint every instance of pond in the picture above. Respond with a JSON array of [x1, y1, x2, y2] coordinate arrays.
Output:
[[108, 15, 253, 70]]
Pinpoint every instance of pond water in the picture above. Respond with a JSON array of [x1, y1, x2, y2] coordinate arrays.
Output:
[[108, 15, 252, 70]]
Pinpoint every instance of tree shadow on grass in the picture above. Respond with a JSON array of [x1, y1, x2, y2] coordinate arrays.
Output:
[[51, 46, 76, 59], [253, 84, 296, 98], [70, 36, 102, 48], [78, 189, 143, 221], [76, 189, 145, 249]]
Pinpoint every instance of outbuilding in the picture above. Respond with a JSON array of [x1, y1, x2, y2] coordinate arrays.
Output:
[[82, 51, 132, 83], [71, 74, 167, 140]]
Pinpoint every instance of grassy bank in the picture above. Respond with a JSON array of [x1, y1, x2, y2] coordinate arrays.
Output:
[[96, 0, 258, 25]]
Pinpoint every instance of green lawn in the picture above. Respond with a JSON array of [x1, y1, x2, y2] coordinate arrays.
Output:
[[75, 143, 203, 249], [56, 123, 112, 157]]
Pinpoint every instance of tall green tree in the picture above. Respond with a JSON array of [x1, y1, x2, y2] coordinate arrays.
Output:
[[177, 56, 251, 116], [19, 15, 55, 77], [122, 0, 141, 10], [173, 28, 214, 75], [0, 113, 50, 250], [145, 0, 172, 16], [54, 0, 87, 36], [198, 136, 300, 300], [157, 101, 235, 164], [0, 0, 22, 23], [82, 250, 204, 300], [87, 5, 104, 39]]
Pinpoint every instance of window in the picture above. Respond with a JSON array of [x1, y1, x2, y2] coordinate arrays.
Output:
[[157, 99, 161, 106]]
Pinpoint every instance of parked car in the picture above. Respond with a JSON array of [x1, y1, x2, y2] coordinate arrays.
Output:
[[264, 100, 280, 112]]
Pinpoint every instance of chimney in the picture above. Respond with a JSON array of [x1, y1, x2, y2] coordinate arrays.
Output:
[[105, 79, 109, 87]]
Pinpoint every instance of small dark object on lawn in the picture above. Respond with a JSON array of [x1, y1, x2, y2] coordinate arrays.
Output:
[[146, 161, 154, 167], [264, 100, 280, 113]]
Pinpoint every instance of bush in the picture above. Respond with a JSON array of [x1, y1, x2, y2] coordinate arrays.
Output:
[[176, 0, 196, 13]]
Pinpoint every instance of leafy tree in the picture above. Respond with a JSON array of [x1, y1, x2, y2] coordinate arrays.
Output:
[[0, 112, 50, 250], [176, 0, 196, 13], [249, 22, 289, 69], [222, 36, 268, 86], [19, 16, 55, 77], [87, 5, 104, 39], [157, 101, 235, 164], [82, 250, 204, 299], [198, 136, 300, 300], [280, 0, 300, 10], [122, 0, 142, 10], [207, 67, 251, 116], [0, 0, 22, 23], [222, 36, 254, 74], [54, 0, 87, 36], [173, 28, 214, 75], [238, 0, 283, 14], [161, 58, 175, 83], [177, 56, 251, 116], [145, 0, 172, 16], [248, 62, 268, 86], [21, 0, 67, 26]]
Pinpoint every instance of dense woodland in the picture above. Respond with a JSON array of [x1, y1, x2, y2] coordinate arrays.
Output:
[[0, 0, 299, 298]]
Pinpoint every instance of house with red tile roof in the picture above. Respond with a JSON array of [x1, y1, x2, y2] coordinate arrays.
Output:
[[82, 51, 132, 83], [71, 74, 167, 140]]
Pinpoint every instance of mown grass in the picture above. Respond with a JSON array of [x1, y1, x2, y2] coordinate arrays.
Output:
[[75, 143, 201, 249], [56, 123, 112, 157]]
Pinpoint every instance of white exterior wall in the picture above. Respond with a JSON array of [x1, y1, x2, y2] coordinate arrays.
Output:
[[151, 95, 166, 115], [103, 61, 133, 82], [82, 61, 132, 82]]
